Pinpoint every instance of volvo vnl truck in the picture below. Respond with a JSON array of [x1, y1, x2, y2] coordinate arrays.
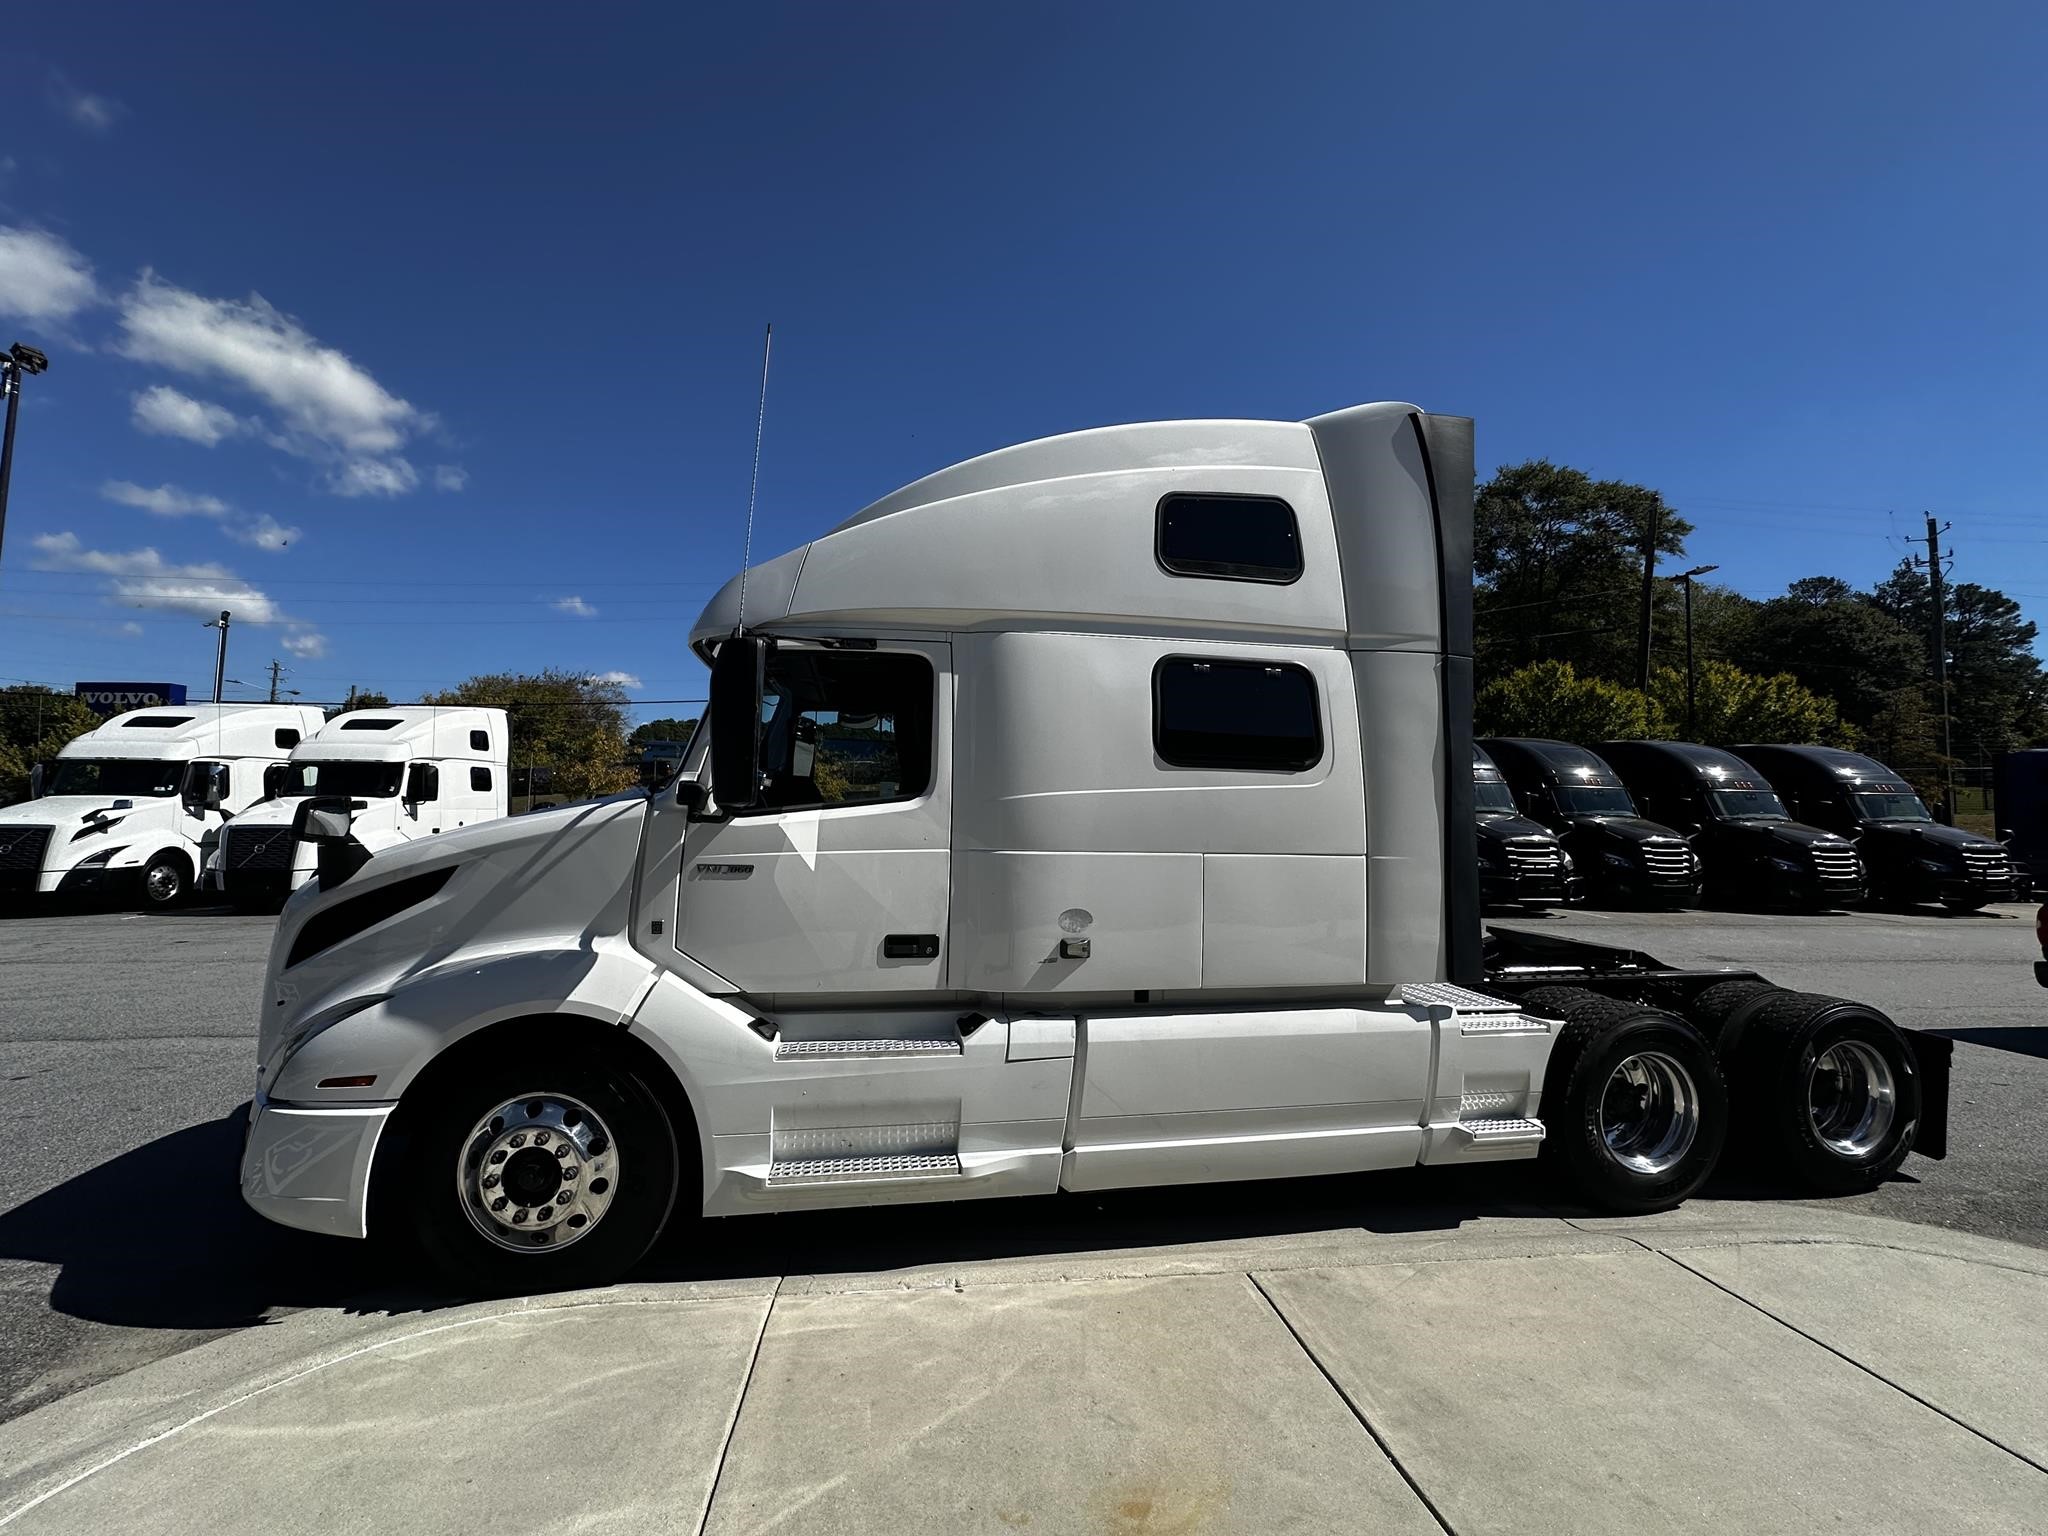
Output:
[[0, 703, 324, 908], [1598, 740, 1864, 909], [207, 706, 510, 911], [238, 405, 1949, 1293]]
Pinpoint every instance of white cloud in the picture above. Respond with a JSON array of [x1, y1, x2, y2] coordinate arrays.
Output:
[[226, 514, 298, 551], [281, 630, 327, 659], [553, 595, 597, 617], [0, 226, 100, 323], [327, 456, 418, 498], [100, 479, 229, 518], [117, 271, 424, 493], [115, 621, 144, 638], [49, 73, 123, 133], [30, 530, 284, 623], [590, 670, 642, 690], [432, 464, 468, 492], [132, 385, 243, 447]]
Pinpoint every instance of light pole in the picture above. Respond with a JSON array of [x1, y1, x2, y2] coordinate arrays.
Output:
[[0, 342, 51, 568], [204, 611, 232, 702], [1662, 564, 1719, 738]]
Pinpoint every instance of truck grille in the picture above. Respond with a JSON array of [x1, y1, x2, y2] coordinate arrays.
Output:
[[1962, 846, 2014, 887], [224, 824, 295, 873], [0, 825, 52, 875], [1641, 843, 1695, 883], [1506, 843, 1562, 874], [1810, 845, 1862, 886]]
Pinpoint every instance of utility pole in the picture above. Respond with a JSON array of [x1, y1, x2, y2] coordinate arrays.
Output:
[[1663, 564, 1719, 738], [1635, 500, 1662, 690], [1921, 514, 1956, 823], [267, 658, 285, 703], [206, 611, 231, 703], [0, 342, 51, 568]]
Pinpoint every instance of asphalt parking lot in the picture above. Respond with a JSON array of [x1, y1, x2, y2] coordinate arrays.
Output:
[[0, 899, 2040, 1428]]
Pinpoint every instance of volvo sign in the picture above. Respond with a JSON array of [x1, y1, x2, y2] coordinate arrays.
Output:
[[74, 681, 189, 716]]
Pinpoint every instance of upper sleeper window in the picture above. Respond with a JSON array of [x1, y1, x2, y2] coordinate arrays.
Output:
[[123, 715, 193, 729], [274, 729, 300, 749], [1156, 494, 1302, 583], [469, 730, 489, 751], [1153, 657, 1322, 772], [341, 718, 402, 731]]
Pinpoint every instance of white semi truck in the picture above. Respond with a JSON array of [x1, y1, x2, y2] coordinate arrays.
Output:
[[239, 404, 1950, 1292], [0, 703, 325, 909], [205, 706, 509, 911]]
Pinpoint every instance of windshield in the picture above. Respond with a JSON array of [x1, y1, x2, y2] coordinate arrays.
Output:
[[1855, 790, 1933, 823], [1554, 784, 1637, 816], [1474, 780, 1517, 815], [283, 760, 403, 798], [1710, 789, 1789, 820], [47, 758, 184, 798]]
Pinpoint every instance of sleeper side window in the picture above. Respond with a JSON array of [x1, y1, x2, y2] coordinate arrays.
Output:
[[747, 650, 934, 813], [470, 766, 492, 792], [1152, 657, 1322, 772], [1156, 494, 1302, 583]]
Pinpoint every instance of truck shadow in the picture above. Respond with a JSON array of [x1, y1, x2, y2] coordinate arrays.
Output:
[[1927, 1025, 2048, 1062], [0, 1109, 1550, 1329]]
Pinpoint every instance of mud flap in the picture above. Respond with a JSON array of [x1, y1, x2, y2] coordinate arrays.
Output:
[[1907, 1030, 1952, 1160]]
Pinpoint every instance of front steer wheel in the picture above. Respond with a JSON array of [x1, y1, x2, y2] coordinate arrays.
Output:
[[1524, 988, 1728, 1214], [139, 852, 190, 910], [400, 1053, 680, 1297]]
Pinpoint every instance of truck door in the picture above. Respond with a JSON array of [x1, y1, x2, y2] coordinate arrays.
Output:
[[678, 640, 951, 995]]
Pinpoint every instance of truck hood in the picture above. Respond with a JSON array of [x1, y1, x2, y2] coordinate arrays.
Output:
[[1714, 820, 1857, 855], [1562, 815, 1689, 847], [1860, 822, 2003, 858], [1475, 813, 1557, 846], [0, 794, 181, 835]]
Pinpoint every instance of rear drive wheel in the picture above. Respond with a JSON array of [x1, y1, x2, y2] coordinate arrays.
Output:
[[1526, 989, 1727, 1213], [402, 1052, 680, 1296], [140, 852, 189, 910], [1733, 992, 1919, 1193]]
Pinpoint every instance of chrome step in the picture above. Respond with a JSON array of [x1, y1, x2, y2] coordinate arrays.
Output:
[[774, 1038, 962, 1059], [1401, 981, 1518, 1013], [1459, 1117, 1546, 1143], [767, 1152, 963, 1185]]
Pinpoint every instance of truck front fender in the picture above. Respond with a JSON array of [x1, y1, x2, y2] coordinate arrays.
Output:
[[266, 941, 660, 1102]]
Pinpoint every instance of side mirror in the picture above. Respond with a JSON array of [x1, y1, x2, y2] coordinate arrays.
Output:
[[675, 780, 709, 819], [184, 762, 230, 811], [709, 633, 768, 811], [263, 763, 288, 801], [404, 762, 440, 804], [292, 795, 370, 890], [28, 762, 45, 800]]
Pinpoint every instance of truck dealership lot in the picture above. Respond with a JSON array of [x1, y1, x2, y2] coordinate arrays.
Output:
[[0, 899, 2042, 1430]]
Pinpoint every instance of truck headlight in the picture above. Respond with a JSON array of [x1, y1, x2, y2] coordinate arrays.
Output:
[[1917, 858, 1950, 873], [73, 846, 126, 867], [1602, 851, 1634, 870], [1769, 856, 1803, 873]]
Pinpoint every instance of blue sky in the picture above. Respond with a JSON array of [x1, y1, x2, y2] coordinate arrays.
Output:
[[2, 2, 2043, 720]]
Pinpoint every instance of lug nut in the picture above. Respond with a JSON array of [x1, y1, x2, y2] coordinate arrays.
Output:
[[554, 1144, 571, 1160], [489, 1149, 507, 1164], [533, 1130, 550, 1147], [508, 1133, 526, 1148], [562, 1165, 578, 1180], [482, 1174, 500, 1190], [511, 1209, 528, 1224], [490, 1196, 509, 1212], [556, 1190, 573, 1206]]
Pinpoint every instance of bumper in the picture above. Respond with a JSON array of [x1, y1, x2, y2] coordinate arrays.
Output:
[[240, 1093, 394, 1240]]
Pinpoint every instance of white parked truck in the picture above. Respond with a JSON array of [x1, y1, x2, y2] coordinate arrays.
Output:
[[0, 703, 325, 909], [240, 404, 1951, 1292], [206, 706, 509, 911]]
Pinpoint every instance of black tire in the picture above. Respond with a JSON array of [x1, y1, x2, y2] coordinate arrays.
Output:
[[1525, 988, 1727, 1214], [1731, 991, 1920, 1194], [139, 852, 189, 910], [399, 1048, 681, 1297], [1941, 895, 1989, 912], [1685, 979, 1778, 1048]]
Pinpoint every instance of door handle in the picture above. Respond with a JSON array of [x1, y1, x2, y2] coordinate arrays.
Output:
[[882, 934, 940, 960]]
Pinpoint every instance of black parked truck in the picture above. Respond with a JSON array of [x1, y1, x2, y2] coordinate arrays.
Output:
[[1597, 740, 1864, 910], [1737, 744, 2017, 911], [1477, 738, 1701, 906], [1473, 745, 1581, 908]]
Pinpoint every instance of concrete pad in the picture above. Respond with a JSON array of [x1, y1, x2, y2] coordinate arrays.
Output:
[[703, 1273, 1440, 1536], [3, 1295, 770, 1536], [1259, 1250, 2047, 1535], [1677, 1241, 2048, 1466]]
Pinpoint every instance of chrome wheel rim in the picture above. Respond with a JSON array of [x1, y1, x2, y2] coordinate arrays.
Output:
[[457, 1093, 619, 1253], [1808, 1040, 1896, 1158], [1598, 1051, 1699, 1175], [145, 863, 179, 902]]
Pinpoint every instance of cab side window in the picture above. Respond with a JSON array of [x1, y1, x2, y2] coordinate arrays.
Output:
[[750, 650, 933, 813]]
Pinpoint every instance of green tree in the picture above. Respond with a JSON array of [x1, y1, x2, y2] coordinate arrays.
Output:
[[0, 687, 102, 805], [1651, 662, 1854, 748], [1870, 560, 2048, 766], [1474, 461, 1693, 681], [1728, 577, 1924, 732], [344, 688, 393, 709], [629, 716, 699, 749], [1476, 660, 1669, 741], [422, 670, 636, 801]]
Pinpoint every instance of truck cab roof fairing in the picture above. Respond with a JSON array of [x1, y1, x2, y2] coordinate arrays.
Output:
[[689, 404, 1452, 659]]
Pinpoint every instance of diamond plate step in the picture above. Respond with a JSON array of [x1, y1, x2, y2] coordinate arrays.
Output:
[[1401, 981, 1519, 1013], [1458, 1117, 1546, 1142], [767, 1153, 963, 1185], [774, 1038, 962, 1059]]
